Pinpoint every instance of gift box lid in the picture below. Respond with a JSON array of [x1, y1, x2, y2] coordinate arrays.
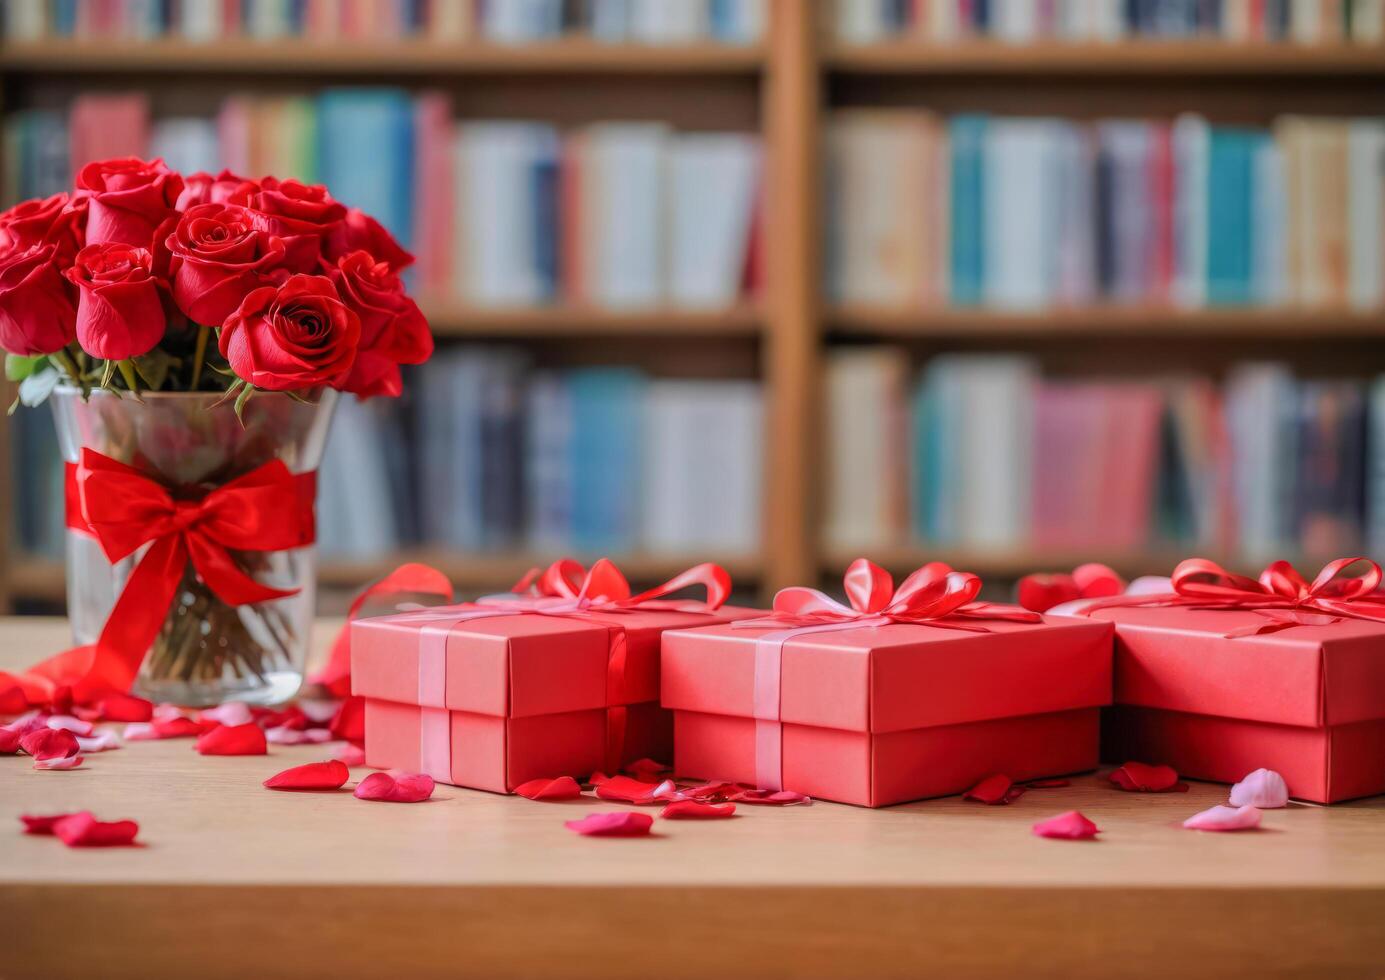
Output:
[[1089, 605, 1385, 729], [661, 614, 1113, 734]]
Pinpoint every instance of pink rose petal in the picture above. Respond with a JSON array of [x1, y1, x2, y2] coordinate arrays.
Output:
[[595, 775, 670, 805], [1182, 804, 1262, 832], [122, 722, 158, 741], [20, 728, 80, 760], [51, 811, 139, 847], [565, 811, 654, 837], [680, 781, 746, 803], [298, 699, 339, 724], [20, 812, 76, 834], [264, 725, 333, 746], [34, 755, 84, 770], [151, 703, 186, 722], [264, 760, 351, 790], [1032, 810, 1100, 840], [354, 770, 435, 803], [661, 800, 737, 820], [1108, 761, 1187, 793], [332, 743, 367, 766], [200, 702, 254, 728], [0, 727, 22, 754], [195, 723, 268, 756], [75, 732, 120, 753], [45, 714, 94, 736], [516, 776, 584, 801], [1228, 768, 1289, 809], [731, 788, 811, 806]]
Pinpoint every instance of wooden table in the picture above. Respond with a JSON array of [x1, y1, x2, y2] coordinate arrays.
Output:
[[3, 617, 1385, 979]]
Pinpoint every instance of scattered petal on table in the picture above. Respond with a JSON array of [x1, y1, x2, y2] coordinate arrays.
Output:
[[623, 758, 671, 782], [75, 732, 121, 753], [149, 717, 204, 740], [152, 703, 187, 722], [595, 775, 669, 805], [0, 683, 28, 715], [196, 723, 268, 757], [516, 776, 584, 801], [565, 812, 653, 837], [661, 800, 737, 820], [200, 702, 254, 728], [299, 699, 339, 725], [20, 812, 76, 834], [264, 760, 350, 791], [680, 781, 748, 804], [265, 725, 332, 746], [731, 788, 811, 806], [1229, 769, 1289, 809], [965, 774, 1018, 805], [1032, 810, 1100, 840], [51, 812, 139, 847], [328, 696, 366, 743], [1025, 778, 1071, 789], [7, 712, 48, 737], [19, 728, 80, 760], [0, 727, 22, 754], [1183, 805, 1262, 832], [588, 771, 612, 787], [331, 743, 367, 767], [45, 714, 94, 736], [33, 755, 84, 770], [94, 693, 153, 723], [354, 770, 435, 803], [1108, 761, 1187, 793]]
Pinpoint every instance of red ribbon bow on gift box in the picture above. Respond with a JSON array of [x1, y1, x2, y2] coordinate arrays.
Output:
[[508, 556, 731, 614], [10, 449, 317, 704], [1082, 556, 1385, 637]]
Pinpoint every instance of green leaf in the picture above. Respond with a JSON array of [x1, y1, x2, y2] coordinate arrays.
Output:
[[17, 366, 61, 408], [5, 354, 44, 382], [133, 349, 180, 392], [233, 382, 254, 425], [99, 359, 117, 389]]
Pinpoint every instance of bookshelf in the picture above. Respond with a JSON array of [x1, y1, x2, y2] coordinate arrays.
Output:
[[0, 1, 1383, 613]]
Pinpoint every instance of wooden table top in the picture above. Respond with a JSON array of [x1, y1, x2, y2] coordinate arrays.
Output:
[[4, 616, 1385, 979]]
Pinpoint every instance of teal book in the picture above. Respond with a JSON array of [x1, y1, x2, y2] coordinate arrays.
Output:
[[910, 377, 939, 541], [317, 88, 416, 248], [569, 367, 646, 553], [1206, 127, 1258, 307], [949, 115, 988, 307]]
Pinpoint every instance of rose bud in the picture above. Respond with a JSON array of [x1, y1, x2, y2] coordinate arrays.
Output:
[[219, 273, 360, 391], [63, 243, 166, 361], [329, 250, 433, 399], [76, 157, 183, 251], [0, 241, 78, 356], [166, 203, 288, 328]]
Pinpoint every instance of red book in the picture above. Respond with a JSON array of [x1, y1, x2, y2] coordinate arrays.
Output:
[[411, 92, 454, 300], [1149, 122, 1175, 304], [70, 95, 150, 172]]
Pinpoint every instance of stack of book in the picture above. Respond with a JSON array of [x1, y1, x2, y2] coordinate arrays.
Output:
[[826, 110, 1385, 311], [2, 0, 766, 44], [4, 91, 763, 311], [831, 0, 1384, 43], [824, 348, 1383, 562]]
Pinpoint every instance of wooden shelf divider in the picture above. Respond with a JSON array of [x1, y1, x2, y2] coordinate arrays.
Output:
[[422, 302, 763, 338]]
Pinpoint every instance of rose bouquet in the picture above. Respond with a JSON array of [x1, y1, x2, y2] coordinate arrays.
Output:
[[0, 158, 434, 705]]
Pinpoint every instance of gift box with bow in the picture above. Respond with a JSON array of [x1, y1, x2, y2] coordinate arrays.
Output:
[[351, 558, 759, 793], [660, 559, 1114, 807], [1083, 557, 1385, 804]]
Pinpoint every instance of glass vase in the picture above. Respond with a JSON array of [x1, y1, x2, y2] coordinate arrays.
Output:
[[50, 387, 338, 707]]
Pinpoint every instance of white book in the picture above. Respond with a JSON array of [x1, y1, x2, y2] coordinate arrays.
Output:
[[178, 0, 222, 41], [984, 119, 1059, 309], [1252, 136, 1289, 306], [834, 0, 889, 41], [247, 0, 292, 38], [1291, 0, 1324, 41], [1225, 363, 1296, 561], [950, 355, 1037, 549], [4, 0, 45, 40], [1353, 0, 1385, 40], [1090, 0, 1127, 39], [429, 0, 473, 39], [1173, 113, 1210, 309], [929, 0, 959, 39], [590, 0, 632, 40], [629, 0, 707, 43], [483, 0, 564, 42], [1348, 119, 1385, 310], [1224, 0, 1253, 39], [729, 0, 766, 42], [668, 133, 759, 308], [995, 0, 1039, 42], [150, 118, 221, 176], [824, 348, 907, 549], [587, 123, 668, 308]]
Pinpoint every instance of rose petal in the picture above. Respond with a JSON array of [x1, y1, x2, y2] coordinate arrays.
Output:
[[1108, 761, 1186, 793], [299, 699, 339, 725], [7, 711, 48, 737], [1032, 810, 1100, 840], [354, 770, 434, 803], [264, 760, 350, 790], [588, 771, 612, 786], [623, 758, 671, 782], [1016, 573, 1082, 613], [564, 811, 654, 837], [150, 717, 204, 739], [0, 727, 22, 754], [49, 686, 73, 716], [328, 696, 365, 742], [196, 723, 268, 756], [661, 800, 737, 819], [595, 775, 670, 805], [675, 780, 746, 803], [52, 811, 139, 847], [75, 732, 120, 753], [731, 788, 811, 805], [20, 728, 80, 760], [1183, 804, 1262, 832], [964, 774, 1016, 805], [253, 705, 307, 730], [0, 683, 28, 715], [516, 776, 584, 801], [200, 702, 254, 728], [35, 755, 84, 770], [45, 714, 94, 736], [331, 743, 367, 766], [95, 692, 153, 723], [1026, 778, 1071, 789], [1228, 768, 1289, 809], [20, 812, 76, 834], [265, 725, 332, 746], [152, 703, 186, 722]]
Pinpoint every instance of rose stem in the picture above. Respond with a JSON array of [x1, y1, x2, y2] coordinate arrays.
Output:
[[190, 324, 210, 390]]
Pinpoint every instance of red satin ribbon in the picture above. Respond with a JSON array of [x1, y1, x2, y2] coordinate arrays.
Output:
[[15, 449, 317, 703], [1082, 557, 1385, 637]]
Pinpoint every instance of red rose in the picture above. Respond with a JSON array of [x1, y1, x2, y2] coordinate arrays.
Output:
[[166, 203, 288, 328], [64, 243, 166, 361], [229, 178, 345, 271], [76, 157, 183, 250], [0, 242, 78, 356], [329, 250, 432, 398], [219, 274, 360, 391], [324, 208, 413, 273], [176, 169, 259, 211]]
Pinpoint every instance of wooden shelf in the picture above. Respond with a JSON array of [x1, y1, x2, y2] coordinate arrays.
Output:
[[422, 302, 763, 339], [0, 38, 765, 76], [825, 40, 1385, 76], [828, 305, 1385, 340]]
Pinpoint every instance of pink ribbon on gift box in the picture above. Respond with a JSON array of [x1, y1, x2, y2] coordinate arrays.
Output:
[[381, 558, 731, 785], [732, 558, 1041, 793], [1079, 556, 1385, 637]]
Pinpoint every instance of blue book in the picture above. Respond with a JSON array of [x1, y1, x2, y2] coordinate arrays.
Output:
[[949, 115, 987, 306], [1207, 127, 1257, 306], [317, 88, 416, 249], [530, 150, 560, 301], [53, 0, 78, 35], [568, 368, 646, 553]]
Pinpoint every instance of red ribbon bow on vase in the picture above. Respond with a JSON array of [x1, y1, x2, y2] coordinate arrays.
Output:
[[1083, 556, 1385, 637], [11, 449, 318, 704]]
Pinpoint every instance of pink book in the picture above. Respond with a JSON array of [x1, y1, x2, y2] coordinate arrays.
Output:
[[1148, 123, 1175, 304], [69, 95, 150, 172], [1098, 384, 1163, 551], [411, 92, 455, 301], [1032, 385, 1100, 550], [216, 98, 253, 177]]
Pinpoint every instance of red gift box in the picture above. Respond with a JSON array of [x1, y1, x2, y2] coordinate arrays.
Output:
[[351, 559, 758, 793], [1087, 557, 1385, 804], [661, 560, 1114, 807]]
